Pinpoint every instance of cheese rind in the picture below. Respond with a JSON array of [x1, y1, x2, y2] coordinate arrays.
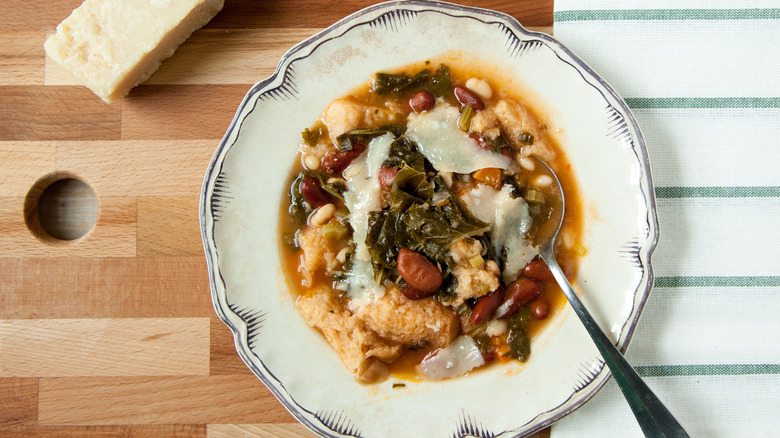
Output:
[[44, 0, 224, 103]]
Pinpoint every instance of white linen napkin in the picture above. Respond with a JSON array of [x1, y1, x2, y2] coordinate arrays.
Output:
[[551, 1, 780, 436]]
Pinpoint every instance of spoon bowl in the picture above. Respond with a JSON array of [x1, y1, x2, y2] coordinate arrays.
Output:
[[531, 157, 690, 438]]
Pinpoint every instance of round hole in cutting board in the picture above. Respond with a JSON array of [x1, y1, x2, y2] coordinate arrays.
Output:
[[24, 174, 99, 244]]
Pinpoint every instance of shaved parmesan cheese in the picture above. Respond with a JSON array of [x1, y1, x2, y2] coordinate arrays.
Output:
[[416, 336, 485, 380], [406, 104, 512, 173], [460, 185, 538, 282], [343, 133, 395, 306]]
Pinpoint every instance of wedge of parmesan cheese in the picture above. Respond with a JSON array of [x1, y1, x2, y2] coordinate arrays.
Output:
[[44, 0, 224, 103]]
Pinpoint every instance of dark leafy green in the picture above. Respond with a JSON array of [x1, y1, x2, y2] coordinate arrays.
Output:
[[396, 69, 431, 93], [501, 174, 524, 197], [288, 170, 346, 224], [428, 64, 452, 97], [347, 125, 406, 137], [336, 133, 354, 151], [518, 130, 534, 145], [382, 137, 426, 172], [474, 335, 493, 357], [337, 125, 406, 151], [301, 126, 324, 146], [330, 241, 355, 282], [491, 135, 510, 154], [407, 339, 429, 351], [373, 69, 430, 95], [288, 173, 312, 224], [365, 137, 490, 287], [436, 273, 460, 304], [371, 64, 452, 97], [507, 329, 530, 361], [320, 177, 347, 200], [506, 307, 532, 361]]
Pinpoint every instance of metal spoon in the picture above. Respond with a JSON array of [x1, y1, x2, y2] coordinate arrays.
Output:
[[531, 157, 689, 438]]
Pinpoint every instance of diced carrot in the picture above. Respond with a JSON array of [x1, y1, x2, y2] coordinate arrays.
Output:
[[472, 168, 501, 187]]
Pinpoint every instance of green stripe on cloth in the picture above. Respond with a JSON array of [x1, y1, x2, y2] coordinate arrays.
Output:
[[655, 276, 780, 288], [555, 9, 780, 22], [655, 186, 780, 198], [636, 364, 780, 377], [626, 97, 780, 109]]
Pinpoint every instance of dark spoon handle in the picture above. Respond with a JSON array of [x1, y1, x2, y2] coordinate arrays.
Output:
[[540, 247, 690, 438]]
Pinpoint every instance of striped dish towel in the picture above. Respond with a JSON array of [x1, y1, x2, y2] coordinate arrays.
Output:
[[551, 2, 780, 437]]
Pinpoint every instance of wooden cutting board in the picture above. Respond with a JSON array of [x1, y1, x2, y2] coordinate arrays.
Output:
[[0, 1, 553, 436]]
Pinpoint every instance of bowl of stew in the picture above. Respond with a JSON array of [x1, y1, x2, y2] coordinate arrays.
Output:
[[200, 1, 658, 437]]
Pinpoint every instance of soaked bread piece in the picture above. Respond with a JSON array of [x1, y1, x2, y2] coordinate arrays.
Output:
[[355, 288, 459, 350], [448, 239, 500, 306], [296, 287, 403, 383], [297, 225, 346, 286], [321, 98, 404, 144], [491, 98, 556, 161]]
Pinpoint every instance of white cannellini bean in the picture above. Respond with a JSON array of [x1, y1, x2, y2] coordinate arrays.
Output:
[[485, 127, 501, 139], [465, 78, 493, 100], [440, 171, 453, 187], [310, 203, 336, 226], [343, 161, 363, 179], [519, 157, 535, 171], [486, 319, 508, 337], [485, 260, 500, 275], [303, 154, 320, 170], [534, 174, 553, 188], [336, 246, 350, 264]]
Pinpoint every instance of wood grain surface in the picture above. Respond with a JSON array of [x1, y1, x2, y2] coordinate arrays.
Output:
[[0, 1, 553, 437]]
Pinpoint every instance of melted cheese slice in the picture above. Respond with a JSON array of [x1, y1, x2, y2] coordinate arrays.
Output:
[[342, 133, 395, 307], [405, 104, 513, 173], [460, 184, 538, 282]]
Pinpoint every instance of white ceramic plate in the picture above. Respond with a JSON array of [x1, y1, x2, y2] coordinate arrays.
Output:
[[200, 1, 658, 437]]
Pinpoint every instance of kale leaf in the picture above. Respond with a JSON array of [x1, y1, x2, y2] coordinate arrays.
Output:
[[373, 69, 430, 95], [506, 307, 533, 361], [366, 137, 490, 285], [371, 64, 452, 97]]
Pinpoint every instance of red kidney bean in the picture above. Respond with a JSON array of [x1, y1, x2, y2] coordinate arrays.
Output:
[[523, 259, 555, 282], [397, 248, 442, 294], [378, 166, 399, 191], [470, 132, 513, 158], [530, 298, 550, 320], [321, 142, 365, 175], [469, 287, 505, 326], [454, 86, 484, 111], [469, 132, 492, 150], [409, 90, 436, 112], [401, 283, 435, 300], [298, 177, 332, 208], [499, 277, 541, 318]]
